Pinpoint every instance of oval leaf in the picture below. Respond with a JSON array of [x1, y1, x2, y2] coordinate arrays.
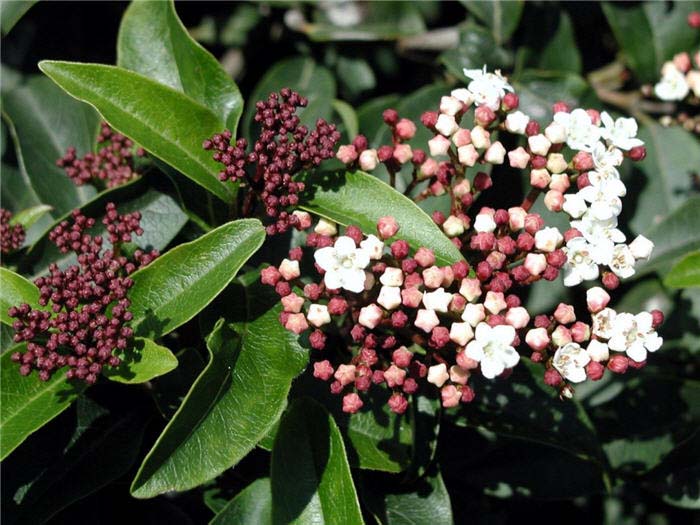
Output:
[[664, 251, 700, 289], [298, 170, 464, 266], [0, 347, 86, 460], [211, 478, 272, 525], [103, 338, 178, 384], [130, 281, 308, 498], [38, 60, 235, 202], [10, 204, 53, 231], [271, 398, 363, 525], [128, 218, 265, 339], [461, 0, 524, 45], [0, 267, 40, 326], [117, 0, 243, 132]]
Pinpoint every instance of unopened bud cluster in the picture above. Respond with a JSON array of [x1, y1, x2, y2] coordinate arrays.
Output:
[[203, 89, 341, 235], [57, 122, 145, 188], [1, 208, 25, 254], [8, 203, 158, 383]]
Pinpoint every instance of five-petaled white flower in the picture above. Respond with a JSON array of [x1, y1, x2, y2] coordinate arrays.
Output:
[[463, 66, 513, 110], [465, 322, 519, 379], [553, 108, 601, 152], [609, 244, 636, 279], [552, 342, 591, 383], [314, 236, 370, 293], [600, 112, 644, 150], [571, 215, 625, 250], [578, 182, 624, 220], [592, 307, 617, 339], [608, 312, 663, 362], [562, 237, 601, 287], [592, 142, 623, 174], [654, 62, 689, 101]]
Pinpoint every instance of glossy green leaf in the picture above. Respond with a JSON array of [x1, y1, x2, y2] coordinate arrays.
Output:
[[0, 164, 53, 246], [103, 338, 178, 384], [461, 0, 524, 45], [0, 347, 85, 460], [603, 1, 700, 83], [331, 99, 358, 140], [665, 251, 700, 289], [271, 398, 363, 525], [2, 75, 99, 216], [0, 0, 37, 35], [4, 398, 147, 524], [117, 0, 243, 132], [25, 183, 188, 278], [634, 197, 700, 277], [131, 280, 308, 498], [441, 22, 513, 81], [128, 218, 265, 339], [513, 70, 592, 123], [0, 267, 39, 326], [243, 57, 335, 140], [10, 204, 52, 231], [362, 468, 454, 525], [628, 123, 700, 236], [298, 170, 464, 266], [38, 60, 235, 202], [211, 478, 272, 525]]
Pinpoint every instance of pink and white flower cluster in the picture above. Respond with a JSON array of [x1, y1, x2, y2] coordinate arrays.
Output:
[[654, 51, 700, 102]]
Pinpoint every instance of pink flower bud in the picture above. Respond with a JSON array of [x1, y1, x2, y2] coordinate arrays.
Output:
[[415, 309, 440, 333], [475, 105, 496, 127], [586, 361, 605, 381], [459, 277, 481, 302], [449, 321, 473, 346], [457, 144, 479, 167], [358, 304, 383, 329], [552, 101, 570, 114], [502, 92, 519, 110], [336, 144, 358, 164], [359, 148, 379, 171], [430, 326, 451, 348], [523, 253, 547, 276], [384, 364, 407, 387], [473, 172, 492, 191], [441, 385, 461, 407], [377, 216, 399, 240], [392, 346, 413, 368], [508, 146, 531, 169], [456, 350, 479, 369], [396, 118, 417, 140], [689, 11, 700, 27], [543, 190, 564, 212], [335, 364, 357, 386], [292, 210, 312, 230], [261, 266, 282, 286], [393, 144, 413, 164], [281, 293, 305, 313], [313, 360, 334, 381], [383, 109, 399, 125], [388, 393, 408, 414], [342, 393, 364, 414], [673, 51, 691, 72], [449, 365, 470, 385], [529, 168, 551, 189], [628, 146, 646, 161], [505, 306, 530, 329], [608, 355, 628, 374], [572, 151, 594, 171], [551, 325, 572, 347], [415, 247, 436, 267], [586, 287, 610, 313], [470, 126, 491, 149], [284, 313, 308, 334], [441, 265, 455, 287], [412, 149, 426, 165], [403, 270, 422, 287], [549, 172, 570, 192], [422, 265, 444, 289], [421, 111, 438, 129], [570, 321, 590, 343], [651, 309, 664, 329], [554, 303, 576, 324], [525, 120, 540, 136], [544, 368, 562, 386], [461, 385, 476, 403], [452, 128, 472, 147], [440, 95, 463, 116], [526, 327, 550, 351]]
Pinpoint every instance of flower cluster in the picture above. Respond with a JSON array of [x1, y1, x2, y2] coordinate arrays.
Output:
[[1, 208, 25, 254], [264, 65, 664, 413], [653, 15, 700, 106], [57, 122, 144, 188], [8, 203, 158, 383], [203, 89, 341, 235]]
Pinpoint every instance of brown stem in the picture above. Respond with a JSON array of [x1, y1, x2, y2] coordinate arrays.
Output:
[[521, 188, 541, 212]]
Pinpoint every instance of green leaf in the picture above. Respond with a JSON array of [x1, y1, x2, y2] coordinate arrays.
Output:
[[643, 431, 700, 509], [513, 70, 592, 123], [0, 347, 86, 460], [440, 22, 513, 80], [362, 468, 454, 525], [357, 94, 400, 148], [4, 398, 148, 524], [130, 280, 308, 498], [128, 218, 265, 339], [461, 0, 524, 45], [336, 57, 376, 98], [298, 170, 464, 266], [38, 60, 235, 202], [634, 197, 700, 277], [515, 10, 581, 74], [210, 478, 272, 525], [9, 204, 52, 231], [0, 267, 40, 326], [602, 1, 700, 83], [665, 251, 700, 289], [2, 76, 99, 216], [0, 164, 53, 246], [628, 123, 700, 235], [0, 0, 37, 35], [243, 57, 336, 141], [25, 182, 188, 278], [271, 398, 363, 525], [117, 0, 243, 132], [103, 338, 178, 384], [331, 99, 358, 140]]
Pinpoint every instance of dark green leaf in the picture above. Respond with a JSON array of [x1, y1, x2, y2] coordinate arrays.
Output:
[[103, 337, 178, 384], [0, 0, 37, 35], [461, 0, 524, 45], [665, 251, 700, 289], [38, 60, 235, 202], [210, 478, 272, 525], [2, 76, 99, 216], [131, 280, 308, 498], [0, 347, 85, 460], [515, 10, 581, 74], [128, 219, 264, 339], [643, 431, 700, 509], [10, 204, 52, 232], [271, 398, 363, 525], [513, 70, 591, 123], [441, 22, 513, 80], [0, 164, 53, 247], [331, 99, 359, 140], [298, 170, 464, 266], [336, 56, 376, 97], [242, 57, 335, 140], [0, 267, 39, 326], [117, 0, 243, 132]]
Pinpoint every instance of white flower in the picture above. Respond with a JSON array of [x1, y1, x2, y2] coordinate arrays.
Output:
[[553, 108, 601, 152], [422, 288, 453, 313], [377, 285, 402, 310], [465, 322, 519, 379], [435, 114, 459, 137], [505, 111, 529, 134], [463, 66, 513, 110], [562, 237, 600, 287], [578, 183, 623, 220], [314, 236, 370, 293], [592, 142, 623, 174], [592, 307, 617, 339], [315, 218, 337, 236], [629, 235, 654, 260], [427, 363, 449, 387], [608, 312, 663, 362], [451, 88, 474, 105], [600, 112, 644, 150], [552, 342, 591, 383], [562, 193, 588, 219], [609, 244, 636, 279], [360, 234, 384, 260], [654, 62, 689, 101], [440, 96, 463, 117], [586, 340, 610, 362], [571, 214, 625, 248], [307, 304, 331, 327], [473, 213, 497, 233]]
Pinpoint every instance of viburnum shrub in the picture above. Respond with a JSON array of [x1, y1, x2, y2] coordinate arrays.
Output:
[[2, 2, 698, 523]]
